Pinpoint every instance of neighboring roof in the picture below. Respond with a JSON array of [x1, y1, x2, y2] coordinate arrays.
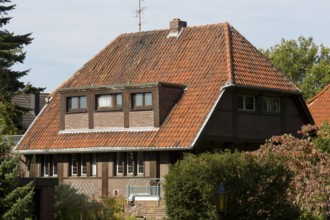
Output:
[[16, 21, 300, 153], [307, 84, 330, 126]]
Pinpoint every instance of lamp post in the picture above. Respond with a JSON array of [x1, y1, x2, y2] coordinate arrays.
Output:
[[215, 184, 228, 220]]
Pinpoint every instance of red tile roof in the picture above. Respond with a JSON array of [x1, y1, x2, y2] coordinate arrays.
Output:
[[16, 22, 300, 152], [307, 84, 330, 126]]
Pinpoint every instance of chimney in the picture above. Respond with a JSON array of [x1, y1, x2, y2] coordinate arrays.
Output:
[[168, 18, 187, 37]]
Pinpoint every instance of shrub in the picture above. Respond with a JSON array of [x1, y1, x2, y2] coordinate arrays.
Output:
[[255, 132, 330, 219], [164, 151, 299, 220]]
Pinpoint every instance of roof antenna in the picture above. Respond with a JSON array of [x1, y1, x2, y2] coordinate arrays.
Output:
[[135, 0, 145, 32]]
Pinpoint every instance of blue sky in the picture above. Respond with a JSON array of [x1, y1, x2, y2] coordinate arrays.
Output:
[[7, 0, 330, 92]]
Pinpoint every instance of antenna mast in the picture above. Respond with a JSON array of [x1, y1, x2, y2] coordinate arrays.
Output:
[[136, 0, 145, 32]]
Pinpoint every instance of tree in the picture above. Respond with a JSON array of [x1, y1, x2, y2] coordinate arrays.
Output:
[[261, 36, 330, 99], [0, 136, 34, 219], [0, 0, 44, 135]]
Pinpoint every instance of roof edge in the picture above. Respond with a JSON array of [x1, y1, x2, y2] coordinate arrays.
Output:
[[15, 146, 193, 154], [307, 83, 330, 105]]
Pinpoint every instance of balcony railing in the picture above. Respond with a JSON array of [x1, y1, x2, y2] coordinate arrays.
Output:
[[126, 178, 164, 201]]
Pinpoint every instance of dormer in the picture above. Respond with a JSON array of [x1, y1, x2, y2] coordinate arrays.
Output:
[[58, 82, 185, 133]]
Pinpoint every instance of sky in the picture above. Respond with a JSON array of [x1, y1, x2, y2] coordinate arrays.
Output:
[[6, 0, 330, 92]]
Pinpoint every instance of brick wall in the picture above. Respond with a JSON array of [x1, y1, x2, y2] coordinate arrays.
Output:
[[129, 111, 154, 127], [125, 200, 166, 220], [65, 113, 88, 129], [94, 112, 124, 128]]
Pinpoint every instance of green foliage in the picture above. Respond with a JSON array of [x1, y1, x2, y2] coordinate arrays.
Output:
[[54, 184, 127, 220], [165, 152, 299, 220], [0, 0, 44, 135], [261, 36, 330, 99], [255, 130, 330, 219], [0, 136, 34, 219], [313, 122, 330, 153]]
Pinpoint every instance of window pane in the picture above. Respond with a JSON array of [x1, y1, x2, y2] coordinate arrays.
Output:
[[116, 94, 122, 107], [238, 96, 244, 109], [97, 95, 112, 108], [71, 97, 79, 109], [81, 154, 87, 175], [144, 93, 152, 106], [44, 155, 49, 176], [137, 152, 144, 174], [52, 156, 57, 176], [127, 152, 134, 174], [117, 153, 124, 175], [245, 96, 254, 110], [92, 154, 97, 176], [72, 155, 78, 175], [262, 97, 269, 112], [271, 98, 280, 112], [134, 94, 143, 106], [80, 96, 87, 108]]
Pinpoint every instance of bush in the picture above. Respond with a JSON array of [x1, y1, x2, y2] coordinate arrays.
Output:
[[54, 184, 126, 220], [164, 151, 299, 220], [255, 132, 330, 219]]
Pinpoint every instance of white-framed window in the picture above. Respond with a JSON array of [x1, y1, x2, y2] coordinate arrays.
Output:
[[43, 155, 49, 177], [238, 95, 255, 111], [52, 156, 58, 177], [262, 97, 281, 113], [116, 152, 144, 176], [96, 94, 122, 110], [127, 152, 134, 175], [116, 152, 124, 175], [92, 154, 97, 176], [137, 152, 144, 175], [132, 92, 152, 108], [71, 154, 78, 176], [81, 154, 88, 176]]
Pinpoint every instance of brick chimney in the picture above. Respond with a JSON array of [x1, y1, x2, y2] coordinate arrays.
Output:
[[168, 18, 187, 37]]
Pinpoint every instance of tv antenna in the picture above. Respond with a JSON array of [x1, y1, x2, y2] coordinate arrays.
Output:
[[135, 0, 146, 32]]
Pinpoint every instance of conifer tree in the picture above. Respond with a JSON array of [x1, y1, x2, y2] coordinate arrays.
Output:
[[0, 0, 44, 135], [0, 136, 34, 219]]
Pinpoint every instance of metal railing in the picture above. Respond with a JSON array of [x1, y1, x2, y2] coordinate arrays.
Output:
[[126, 178, 164, 199]]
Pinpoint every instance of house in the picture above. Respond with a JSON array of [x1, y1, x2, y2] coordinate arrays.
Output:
[[14, 19, 313, 219], [307, 84, 330, 126]]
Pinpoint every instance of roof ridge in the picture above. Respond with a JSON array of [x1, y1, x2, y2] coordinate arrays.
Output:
[[307, 83, 330, 104], [224, 22, 234, 84]]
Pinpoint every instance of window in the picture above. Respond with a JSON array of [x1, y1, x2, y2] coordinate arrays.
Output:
[[238, 95, 255, 111], [96, 94, 122, 110], [116, 152, 124, 175], [81, 154, 88, 176], [43, 155, 49, 177], [116, 152, 144, 176], [262, 97, 281, 113], [137, 152, 144, 175], [132, 92, 152, 108], [52, 156, 58, 176], [67, 96, 87, 112], [92, 154, 97, 176], [71, 154, 78, 176]]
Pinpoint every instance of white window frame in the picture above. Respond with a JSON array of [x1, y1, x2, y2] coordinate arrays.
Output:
[[81, 154, 87, 176], [92, 154, 97, 176], [71, 155, 78, 176], [127, 152, 134, 175], [238, 95, 255, 111], [43, 155, 49, 177], [137, 152, 144, 175], [51, 156, 57, 177], [116, 152, 124, 176]]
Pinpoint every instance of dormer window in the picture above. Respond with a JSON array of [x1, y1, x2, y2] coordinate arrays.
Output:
[[262, 97, 280, 113], [67, 96, 87, 112], [132, 92, 152, 109], [96, 94, 122, 110]]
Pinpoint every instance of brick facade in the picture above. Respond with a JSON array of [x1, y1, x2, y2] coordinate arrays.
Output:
[[129, 111, 154, 127], [65, 113, 88, 129], [94, 112, 124, 128]]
